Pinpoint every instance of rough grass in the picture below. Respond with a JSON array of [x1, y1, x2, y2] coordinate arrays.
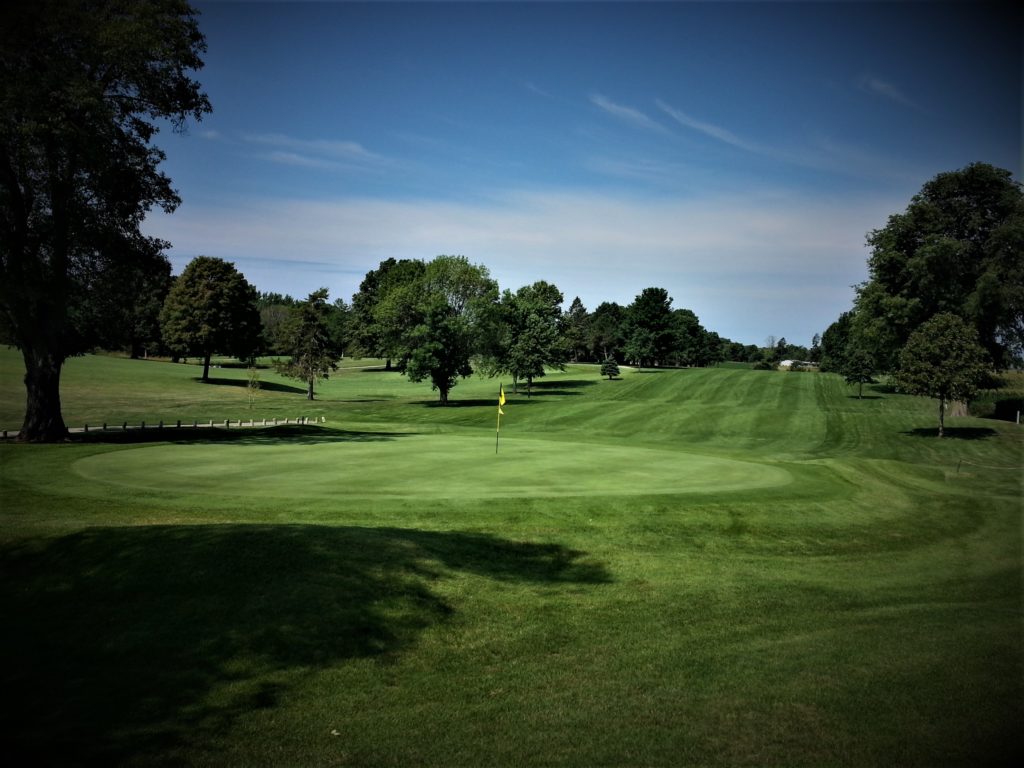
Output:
[[0, 348, 1021, 766]]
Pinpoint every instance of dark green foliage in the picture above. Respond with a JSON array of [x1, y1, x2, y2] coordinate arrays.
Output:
[[563, 296, 590, 362], [489, 281, 568, 395], [274, 288, 342, 400], [396, 256, 498, 404], [624, 288, 675, 367], [350, 258, 427, 366], [588, 301, 626, 362], [841, 346, 875, 399], [600, 358, 620, 380], [895, 312, 991, 437], [819, 311, 854, 373], [856, 162, 1024, 370], [159, 257, 261, 382], [0, 0, 211, 440]]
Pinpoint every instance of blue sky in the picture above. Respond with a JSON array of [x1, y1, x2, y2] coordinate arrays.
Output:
[[144, 1, 1021, 347]]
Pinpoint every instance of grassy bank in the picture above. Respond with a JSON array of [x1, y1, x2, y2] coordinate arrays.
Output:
[[1, 348, 1020, 765]]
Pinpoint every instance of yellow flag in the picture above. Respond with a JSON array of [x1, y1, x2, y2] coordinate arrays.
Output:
[[498, 385, 505, 415]]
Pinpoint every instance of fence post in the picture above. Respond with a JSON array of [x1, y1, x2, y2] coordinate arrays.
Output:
[[177, 420, 181, 429], [141, 421, 145, 431], [225, 419, 230, 428], [102, 422, 107, 431], [158, 420, 163, 430], [123, 421, 128, 431], [84, 424, 89, 432]]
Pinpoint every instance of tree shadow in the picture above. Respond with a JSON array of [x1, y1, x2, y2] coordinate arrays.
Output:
[[418, 398, 540, 409], [0, 524, 611, 764], [901, 427, 998, 440], [194, 377, 307, 395], [73, 424, 406, 446], [530, 379, 596, 392]]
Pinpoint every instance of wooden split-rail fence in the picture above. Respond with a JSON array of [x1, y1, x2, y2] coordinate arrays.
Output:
[[1, 416, 325, 440]]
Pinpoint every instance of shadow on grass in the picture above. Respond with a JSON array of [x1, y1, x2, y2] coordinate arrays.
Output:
[[847, 395, 884, 400], [901, 427, 998, 440], [73, 424, 405, 446], [0, 524, 610, 764], [418, 398, 541, 409], [195, 377, 307, 395], [530, 379, 596, 392]]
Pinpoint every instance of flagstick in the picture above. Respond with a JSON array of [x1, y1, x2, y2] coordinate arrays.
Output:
[[495, 383, 502, 454]]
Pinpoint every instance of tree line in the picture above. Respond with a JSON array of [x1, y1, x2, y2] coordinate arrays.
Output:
[[815, 162, 1022, 435], [154, 253, 756, 405]]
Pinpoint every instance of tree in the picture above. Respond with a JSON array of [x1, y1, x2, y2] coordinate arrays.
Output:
[[809, 333, 822, 362], [159, 256, 261, 382], [404, 297, 476, 405], [819, 311, 854, 373], [397, 255, 497, 404], [257, 292, 298, 355], [0, 0, 211, 440], [624, 288, 674, 367], [841, 346, 875, 399], [669, 308, 707, 366], [855, 162, 1024, 370], [275, 288, 341, 400], [350, 258, 426, 366], [489, 281, 567, 395], [895, 313, 990, 437], [563, 296, 590, 362], [588, 301, 625, 361], [600, 358, 620, 380]]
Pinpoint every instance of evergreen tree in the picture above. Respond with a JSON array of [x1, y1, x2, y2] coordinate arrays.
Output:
[[275, 289, 342, 400]]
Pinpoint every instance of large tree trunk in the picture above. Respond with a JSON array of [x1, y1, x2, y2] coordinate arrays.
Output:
[[307, 377, 315, 400], [938, 396, 946, 438], [202, 352, 211, 382], [20, 347, 68, 442]]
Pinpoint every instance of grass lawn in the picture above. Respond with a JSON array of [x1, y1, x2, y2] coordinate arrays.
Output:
[[1, 347, 1021, 766]]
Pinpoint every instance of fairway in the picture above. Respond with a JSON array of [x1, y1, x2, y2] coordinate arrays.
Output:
[[1, 350, 1021, 767], [71, 435, 793, 499]]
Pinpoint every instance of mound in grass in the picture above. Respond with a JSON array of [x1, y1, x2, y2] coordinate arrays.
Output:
[[71, 433, 792, 500]]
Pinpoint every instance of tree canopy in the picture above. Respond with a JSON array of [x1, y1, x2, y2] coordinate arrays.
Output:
[[275, 288, 342, 400], [0, 0, 210, 440], [392, 255, 498, 404], [895, 313, 990, 437], [855, 162, 1023, 370], [159, 256, 261, 381]]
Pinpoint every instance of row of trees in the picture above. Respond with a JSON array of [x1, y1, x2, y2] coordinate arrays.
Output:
[[816, 162, 1021, 433], [153, 253, 756, 406]]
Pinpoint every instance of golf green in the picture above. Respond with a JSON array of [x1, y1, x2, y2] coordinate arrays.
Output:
[[71, 434, 792, 499]]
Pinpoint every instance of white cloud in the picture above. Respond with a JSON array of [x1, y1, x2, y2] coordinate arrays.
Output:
[[242, 133, 390, 168], [590, 94, 669, 135]]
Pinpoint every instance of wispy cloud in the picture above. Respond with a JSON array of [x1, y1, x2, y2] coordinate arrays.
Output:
[[243, 133, 390, 169], [590, 94, 669, 134], [656, 100, 762, 154], [653, 98, 924, 184], [523, 80, 553, 99], [857, 75, 918, 109]]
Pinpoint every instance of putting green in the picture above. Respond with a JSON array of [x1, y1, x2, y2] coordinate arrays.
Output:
[[72, 434, 791, 499]]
